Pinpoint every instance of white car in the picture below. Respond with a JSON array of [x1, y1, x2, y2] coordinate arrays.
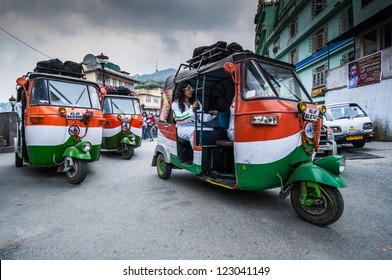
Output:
[[324, 102, 375, 148]]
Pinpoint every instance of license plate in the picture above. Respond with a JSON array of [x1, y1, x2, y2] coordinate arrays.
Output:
[[66, 112, 83, 120], [304, 108, 319, 121], [346, 135, 363, 141], [317, 148, 324, 153]]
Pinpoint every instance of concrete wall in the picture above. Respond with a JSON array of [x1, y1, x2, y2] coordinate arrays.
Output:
[[325, 47, 392, 128], [0, 112, 17, 153]]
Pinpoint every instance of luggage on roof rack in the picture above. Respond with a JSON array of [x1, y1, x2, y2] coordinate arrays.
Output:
[[35, 58, 84, 78], [105, 85, 133, 96], [187, 41, 244, 69]]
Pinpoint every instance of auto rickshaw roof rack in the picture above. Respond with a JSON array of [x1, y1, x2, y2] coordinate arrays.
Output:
[[34, 58, 85, 79], [186, 41, 244, 70]]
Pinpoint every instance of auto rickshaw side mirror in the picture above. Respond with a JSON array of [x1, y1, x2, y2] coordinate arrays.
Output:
[[16, 77, 28, 93], [223, 62, 239, 85], [100, 88, 107, 95], [223, 62, 235, 75]]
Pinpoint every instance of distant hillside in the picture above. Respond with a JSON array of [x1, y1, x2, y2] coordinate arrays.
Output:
[[0, 102, 11, 113], [134, 68, 176, 82]]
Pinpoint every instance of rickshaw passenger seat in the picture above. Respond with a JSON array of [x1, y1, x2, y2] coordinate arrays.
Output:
[[204, 112, 230, 129], [196, 130, 216, 145], [216, 112, 230, 129]]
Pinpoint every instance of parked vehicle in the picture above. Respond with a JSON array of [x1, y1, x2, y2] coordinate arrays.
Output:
[[102, 91, 142, 159], [324, 102, 375, 148], [152, 42, 347, 226], [316, 125, 341, 157], [14, 59, 105, 184]]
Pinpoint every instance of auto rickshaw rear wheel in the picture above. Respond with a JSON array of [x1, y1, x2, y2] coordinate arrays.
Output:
[[290, 183, 344, 227], [121, 144, 134, 160], [66, 159, 87, 184], [15, 153, 23, 167], [157, 153, 172, 179]]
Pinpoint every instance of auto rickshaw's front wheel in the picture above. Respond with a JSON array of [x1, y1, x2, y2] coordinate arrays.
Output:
[[121, 144, 134, 160], [157, 153, 172, 179], [66, 159, 87, 184], [290, 183, 344, 227]]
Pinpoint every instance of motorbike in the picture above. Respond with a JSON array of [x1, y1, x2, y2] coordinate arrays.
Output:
[[101, 92, 142, 159], [14, 61, 105, 184], [152, 43, 347, 226]]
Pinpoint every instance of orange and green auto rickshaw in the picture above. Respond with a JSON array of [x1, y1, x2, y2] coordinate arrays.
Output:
[[15, 60, 105, 184], [152, 43, 347, 226], [101, 90, 142, 159]]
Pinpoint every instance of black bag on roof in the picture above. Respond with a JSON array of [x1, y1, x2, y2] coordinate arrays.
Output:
[[36, 58, 64, 71], [63, 60, 83, 74], [227, 42, 243, 53]]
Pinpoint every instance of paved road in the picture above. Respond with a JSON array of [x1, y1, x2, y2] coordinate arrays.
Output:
[[0, 140, 391, 260]]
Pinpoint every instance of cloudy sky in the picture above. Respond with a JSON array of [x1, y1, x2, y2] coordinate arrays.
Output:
[[0, 0, 257, 102]]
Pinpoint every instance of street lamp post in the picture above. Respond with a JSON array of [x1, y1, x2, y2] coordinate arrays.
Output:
[[9, 95, 16, 112], [96, 53, 109, 87]]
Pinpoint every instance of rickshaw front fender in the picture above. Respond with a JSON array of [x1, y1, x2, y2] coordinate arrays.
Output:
[[286, 162, 347, 188], [151, 143, 172, 166], [120, 136, 136, 146], [62, 145, 91, 161]]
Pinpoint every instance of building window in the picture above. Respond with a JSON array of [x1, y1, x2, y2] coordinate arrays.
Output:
[[153, 98, 159, 104], [363, 29, 377, 55], [289, 48, 299, 65], [112, 79, 117, 86], [146, 96, 151, 103], [310, 25, 328, 53], [383, 22, 392, 49], [339, 6, 353, 34], [119, 81, 123, 86], [361, 0, 374, 8], [288, 18, 298, 39], [312, 65, 327, 88], [340, 51, 355, 66], [312, 0, 327, 18]]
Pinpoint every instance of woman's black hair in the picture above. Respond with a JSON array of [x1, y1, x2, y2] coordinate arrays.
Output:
[[177, 80, 196, 112]]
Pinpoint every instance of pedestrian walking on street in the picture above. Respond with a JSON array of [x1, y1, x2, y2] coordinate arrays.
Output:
[[145, 113, 156, 141], [142, 112, 148, 140]]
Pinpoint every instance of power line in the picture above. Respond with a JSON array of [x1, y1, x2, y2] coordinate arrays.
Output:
[[0, 27, 52, 59]]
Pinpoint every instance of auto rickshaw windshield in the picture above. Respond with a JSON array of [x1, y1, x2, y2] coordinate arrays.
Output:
[[103, 97, 140, 115], [243, 60, 312, 103], [36, 80, 101, 109]]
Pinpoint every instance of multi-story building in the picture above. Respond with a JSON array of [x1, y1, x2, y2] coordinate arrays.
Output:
[[82, 53, 137, 92], [134, 80, 163, 116], [254, 0, 392, 130]]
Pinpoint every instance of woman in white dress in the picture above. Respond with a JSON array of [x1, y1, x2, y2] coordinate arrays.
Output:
[[172, 81, 217, 149]]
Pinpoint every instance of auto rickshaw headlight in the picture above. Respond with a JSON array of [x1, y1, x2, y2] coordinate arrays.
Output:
[[320, 104, 327, 114], [298, 100, 307, 113], [59, 107, 66, 115], [81, 141, 92, 152], [117, 115, 122, 121], [85, 111, 94, 118], [339, 157, 346, 174]]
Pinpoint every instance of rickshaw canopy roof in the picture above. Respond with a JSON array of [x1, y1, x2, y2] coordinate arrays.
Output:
[[168, 52, 296, 89]]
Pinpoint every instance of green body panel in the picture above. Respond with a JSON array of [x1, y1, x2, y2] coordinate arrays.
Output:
[[286, 162, 348, 188], [171, 155, 202, 174], [26, 137, 101, 166], [235, 147, 302, 191], [102, 132, 141, 149]]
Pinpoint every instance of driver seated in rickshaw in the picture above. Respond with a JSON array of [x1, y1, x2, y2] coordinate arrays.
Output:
[[172, 80, 218, 149]]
